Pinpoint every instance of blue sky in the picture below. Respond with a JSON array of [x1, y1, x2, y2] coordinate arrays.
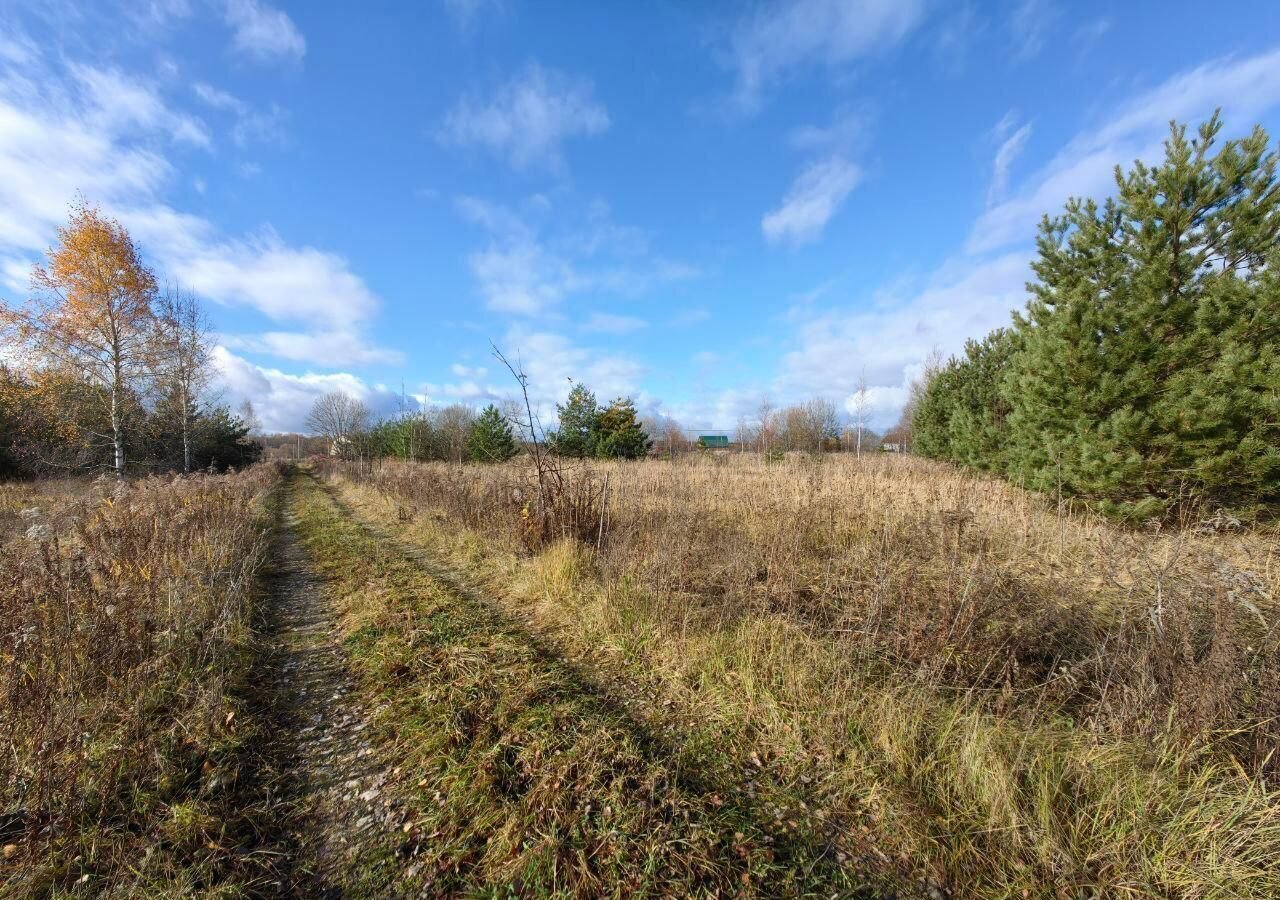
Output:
[[3, 0, 1280, 432]]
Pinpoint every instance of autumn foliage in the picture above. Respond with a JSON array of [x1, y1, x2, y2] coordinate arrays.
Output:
[[0, 202, 259, 477]]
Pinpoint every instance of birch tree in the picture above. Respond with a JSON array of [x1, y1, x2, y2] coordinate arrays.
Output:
[[154, 286, 213, 474], [1, 203, 157, 476]]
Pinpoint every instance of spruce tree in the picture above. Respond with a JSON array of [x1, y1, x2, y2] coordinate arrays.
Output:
[[467, 403, 519, 462]]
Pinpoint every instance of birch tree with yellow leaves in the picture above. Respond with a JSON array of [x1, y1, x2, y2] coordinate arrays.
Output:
[[0, 202, 158, 476]]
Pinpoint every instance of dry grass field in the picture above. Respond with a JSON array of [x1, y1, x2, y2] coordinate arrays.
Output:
[[0, 467, 281, 897], [4, 453, 1275, 897], [322, 451, 1280, 898]]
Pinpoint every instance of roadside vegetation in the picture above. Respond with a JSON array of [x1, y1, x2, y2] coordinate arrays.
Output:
[[321, 452, 1279, 898], [0, 466, 282, 897]]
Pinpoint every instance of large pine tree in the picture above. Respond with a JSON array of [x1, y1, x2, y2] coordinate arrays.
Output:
[[915, 115, 1280, 519], [1006, 115, 1280, 518]]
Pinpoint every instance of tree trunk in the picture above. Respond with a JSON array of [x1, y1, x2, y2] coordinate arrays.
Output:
[[111, 381, 125, 476], [181, 382, 191, 474]]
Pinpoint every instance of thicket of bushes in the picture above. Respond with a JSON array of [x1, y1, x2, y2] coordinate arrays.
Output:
[[0, 367, 261, 479], [915, 116, 1280, 520]]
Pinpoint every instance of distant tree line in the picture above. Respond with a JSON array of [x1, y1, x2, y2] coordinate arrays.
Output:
[[312, 380, 656, 466], [0, 203, 260, 479], [913, 116, 1280, 520]]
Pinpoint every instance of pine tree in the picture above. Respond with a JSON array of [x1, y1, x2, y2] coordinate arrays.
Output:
[[1005, 115, 1280, 518], [593, 397, 652, 459], [467, 403, 519, 462], [946, 330, 1018, 471], [549, 382, 599, 457]]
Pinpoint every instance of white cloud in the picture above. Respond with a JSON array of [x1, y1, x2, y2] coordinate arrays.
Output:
[[442, 0, 505, 30], [193, 82, 244, 113], [987, 113, 1032, 207], [762, 156, 862, 245], [775, 252, 1031, 426], [0, 50, 393, 370], [439, 63, 609, 170], [69, 66, 210, 148], [468, 240, 580, 314], [212, 347, 402, 433], [968, 46, 1280, 254], [222, 330, 403, 366], [450, 363, 488, 378], [1074, 17, 1111, 46], [425, 328, 647, 425], [670, 306, 710, 327], [727, 0, 927, 111], [582, 312, 647, 334], [499, 327, 646, 409], [127, 0, 195, 31], [193, 82, 287, 148], [223, 0, 306, 64], [0, 34, 38, 66], [1, 255, 29, 294], [842, 384, 906, 418], [788, 107, 867, 152], [0, 60, 178, 251], [778, 43, 1280, 428]]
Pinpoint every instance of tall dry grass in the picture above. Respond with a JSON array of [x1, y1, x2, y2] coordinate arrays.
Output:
[[326, 452, 1280, 897], [0, 466, 279, 897]]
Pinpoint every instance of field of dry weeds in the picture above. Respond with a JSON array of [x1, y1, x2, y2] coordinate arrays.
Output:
[[3, 453, 1276, 898], [324, 451, 1280, 898], [1, 467, 281, 896]]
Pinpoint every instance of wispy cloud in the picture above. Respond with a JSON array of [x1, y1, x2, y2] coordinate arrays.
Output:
[[726, 0, 927, 111], [969, 45, 1280, 254], [424, 326, 648, 421], [212, 347, 404, 433], [1074, 17, 1111, 46], [70, 64, 210, 149], [788, 106, 868, 153], [987, 112, 1032, 207], [441, 0, 506, 31], [762, 156, 862, 246], [775, 252, 1032, 425], [439, 63, 609, 171], [1009, 0, 1054, 62], [222, 0, 306, 64], [193, 81, 287, 148], [0, 42, 393, 370], [455, 194, 696, 315]]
